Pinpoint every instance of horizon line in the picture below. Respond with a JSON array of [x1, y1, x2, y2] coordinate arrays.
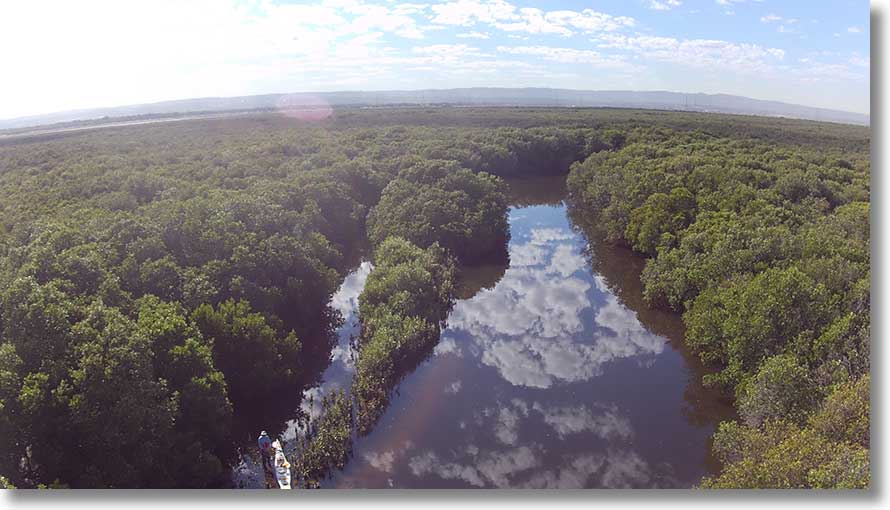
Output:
[[0, 86, 869, 123]]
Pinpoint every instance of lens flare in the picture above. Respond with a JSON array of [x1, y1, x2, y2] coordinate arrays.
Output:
[[275, 93, 333, 121]]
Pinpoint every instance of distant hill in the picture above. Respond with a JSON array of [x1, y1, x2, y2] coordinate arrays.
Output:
[[0, 88, 869, 130]]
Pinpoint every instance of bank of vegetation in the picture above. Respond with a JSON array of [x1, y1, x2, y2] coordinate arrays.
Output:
[[0, 107, 869, 488], [567, 128, 870, 488]]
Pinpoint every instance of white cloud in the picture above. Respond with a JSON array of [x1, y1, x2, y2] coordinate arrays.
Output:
[[531, 402, 633, 440], [761, 14, 799, 33], [497, 46, 635, 69], [363, 450, 397, 472], [598, 450, 657, 488], [330, 261, 373, 317], [456, 31, 491, 39], [413, 43, 488, 58], [0, 0, 870, 119], [794, 60, 867, 82], [327, 1, 430, 39], [399, 393, 668, 488], [408, 446, 538, 488], [391, 2, 430, 16], [548, 243, 586, 277], [530, 227, 575, 244], [509, 241, 547, 266], [434, 337, 463, 357], [493, 406, 525, 445], [594, 34, 785, 73], [445, 380, 463, 394], [430, 0, 518, 26], [0, 0, 439, 118], [430, 1, 634, 37], [647, 0, 682, 11], [494, 8, 635, 37], [521, 454, 604, 488], [494, 8, 574, 37], [484, 398, 634, 445], [358, 439, 415, 475], [409, 446, 661, 488], [849, 55, 870, 68]]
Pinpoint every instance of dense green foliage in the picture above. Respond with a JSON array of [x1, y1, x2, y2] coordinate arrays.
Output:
[[702, 375, 869, 489], [0, 142, 366, 486], [736, 354, 816, 428], [0, 107, 525, 487], [0, 106, 870, 488], [368, 161, 509, 264], [0, 291, 233, 487], [355, 237, 455, 434], [567, 121, 870, 488], [191, 299, 302, 408]]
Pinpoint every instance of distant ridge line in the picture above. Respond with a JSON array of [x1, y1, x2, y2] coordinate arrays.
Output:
[[0, 88, 869, 130]]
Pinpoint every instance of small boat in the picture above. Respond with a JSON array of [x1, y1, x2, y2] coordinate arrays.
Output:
[[272, 440, 292, 489]]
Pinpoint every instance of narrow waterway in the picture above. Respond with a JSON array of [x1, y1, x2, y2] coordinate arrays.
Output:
[[231, 261, 372, 488], [233, 176, 733, 488]]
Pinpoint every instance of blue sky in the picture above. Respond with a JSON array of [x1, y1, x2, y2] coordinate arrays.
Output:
[[0, 0, 870, 119]]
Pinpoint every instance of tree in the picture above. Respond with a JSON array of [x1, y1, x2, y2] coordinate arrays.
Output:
[[625, 186, 696, 256], [191, 299, 302, 408], [737, 354, 817, 427], [0, 343, 22, 480], [685, 266, 835, 390], [58, 302, 176, 487], [809, 375, 869, 449], [701, 420, 869, 489], [135, 296, 234, 487], [367, 160, 509, 264], [359, 237, 455, 328]]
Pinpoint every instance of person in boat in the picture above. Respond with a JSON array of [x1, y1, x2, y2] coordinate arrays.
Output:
[[258, 431, 274, 477], [258, 430, 273, 455]]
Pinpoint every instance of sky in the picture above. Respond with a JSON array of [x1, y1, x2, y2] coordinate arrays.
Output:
[[0, 0, 870, 120]]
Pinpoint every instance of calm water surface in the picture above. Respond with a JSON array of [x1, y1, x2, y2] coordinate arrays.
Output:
[[233, 177, 733, 488]]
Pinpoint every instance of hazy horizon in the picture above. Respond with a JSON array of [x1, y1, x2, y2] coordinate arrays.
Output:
[[0, 86, 869, 124], [2, 0, 870, 119]]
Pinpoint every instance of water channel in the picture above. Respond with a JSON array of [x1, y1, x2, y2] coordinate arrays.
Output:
[[234, 176, 734, 489]]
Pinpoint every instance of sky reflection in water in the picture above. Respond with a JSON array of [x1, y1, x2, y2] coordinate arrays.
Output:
[[445, 207, 664, 389], [232, 261, 373, 488], [332, 203, 726, 489], [297, 261, 372, 428]]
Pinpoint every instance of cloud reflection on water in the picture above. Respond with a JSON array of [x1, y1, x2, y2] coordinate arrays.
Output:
[[341, 210, 691, 488], [402, 397, 660, 488], [442, 226, 665, 388], [291, 262, 372, 432]]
